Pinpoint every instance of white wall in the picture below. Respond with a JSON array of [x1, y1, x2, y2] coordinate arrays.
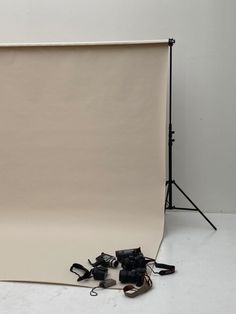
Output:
[[0, 0, 235, 212]]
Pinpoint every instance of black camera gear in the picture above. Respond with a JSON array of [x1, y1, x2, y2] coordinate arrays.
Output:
[[70, 247, 175, 298], [70, 263, 108, 281], [91, 266, 108, 281], [88, 252, 118, 268], [115, 247, 141, 262], [119, 268, 146, 287], [121, 253, 146, 270]]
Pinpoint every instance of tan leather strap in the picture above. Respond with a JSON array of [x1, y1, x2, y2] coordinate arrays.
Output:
[[123, 276, 152, 298]]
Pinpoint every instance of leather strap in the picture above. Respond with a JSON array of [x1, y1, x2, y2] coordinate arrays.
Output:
[[123, 275, 152, 298]]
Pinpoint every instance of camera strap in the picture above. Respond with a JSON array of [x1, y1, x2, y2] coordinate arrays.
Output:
[[123, 275, 152, 298], [153, 262, 175, 275], [145, 257, 175, 276], [70, 263, 91, 281]]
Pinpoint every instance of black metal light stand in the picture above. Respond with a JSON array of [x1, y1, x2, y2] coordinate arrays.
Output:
[[165, 38, 217, 231]]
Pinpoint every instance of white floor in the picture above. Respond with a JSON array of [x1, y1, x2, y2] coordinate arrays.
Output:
[[0, 212, 235, 314]]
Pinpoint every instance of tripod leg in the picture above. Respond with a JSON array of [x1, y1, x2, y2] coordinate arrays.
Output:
[[173, 181, 217, 231], [165, 182, 170, 209]]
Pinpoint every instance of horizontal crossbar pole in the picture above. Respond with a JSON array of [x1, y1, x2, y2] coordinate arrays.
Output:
[[172, 207, 198, 211]]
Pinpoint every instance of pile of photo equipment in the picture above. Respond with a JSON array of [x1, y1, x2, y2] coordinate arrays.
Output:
[[70, 247, 175, 297]]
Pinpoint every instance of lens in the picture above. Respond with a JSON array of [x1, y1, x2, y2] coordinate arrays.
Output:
[[119, 268, 146, 286], [119, 270, 137, 284], [102, 253, 119, 268], [109, 259, 119, 268], [135, 268, 146, 286]]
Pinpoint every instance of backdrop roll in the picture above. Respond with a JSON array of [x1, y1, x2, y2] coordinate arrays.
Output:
[[0, 41, 169, 288]]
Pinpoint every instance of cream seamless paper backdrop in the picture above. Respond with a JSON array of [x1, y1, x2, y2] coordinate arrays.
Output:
[[0, 42, 168, 288]]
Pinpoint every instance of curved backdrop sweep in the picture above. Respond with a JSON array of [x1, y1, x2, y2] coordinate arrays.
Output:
[[0, 40, 169, 288]]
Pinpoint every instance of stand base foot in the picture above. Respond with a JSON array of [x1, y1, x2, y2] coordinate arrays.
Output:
[[165, 180, 217, 231]]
